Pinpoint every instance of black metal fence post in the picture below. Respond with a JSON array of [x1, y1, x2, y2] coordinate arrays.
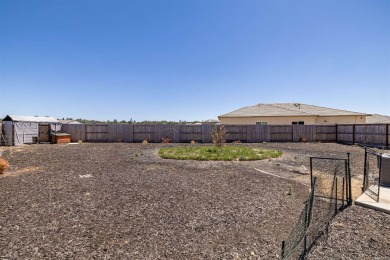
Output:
[[303, 203, 308, 256], [310, 157, 313, 188], [335, 177, 338, 214], [363, 147, 368, 191], [281, 241, 285, 259], [342, 177, 345, 207], [347, 153, 352, 205], [377, 156, 382, 203]]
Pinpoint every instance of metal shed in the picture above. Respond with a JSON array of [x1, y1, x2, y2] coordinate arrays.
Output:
[[1, 115, 59, 146]]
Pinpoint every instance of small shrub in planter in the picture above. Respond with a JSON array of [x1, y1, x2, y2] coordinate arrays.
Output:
[[0, 158, 9, 174]]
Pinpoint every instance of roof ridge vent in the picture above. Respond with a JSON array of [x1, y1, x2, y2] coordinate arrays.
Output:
[[293, 103, 301, 109]]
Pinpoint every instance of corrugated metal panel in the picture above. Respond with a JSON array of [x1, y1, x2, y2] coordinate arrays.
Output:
[[5, 115, 59, 123], [2, 121, 13, 146]]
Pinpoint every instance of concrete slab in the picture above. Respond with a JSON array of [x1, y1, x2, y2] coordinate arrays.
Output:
[[355, 185, 390, 214]]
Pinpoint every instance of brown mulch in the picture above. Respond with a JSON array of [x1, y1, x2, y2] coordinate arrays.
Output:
[[0, 143, 307, 259], [0, 142, 388, 259], [308, 206, 390, 259]]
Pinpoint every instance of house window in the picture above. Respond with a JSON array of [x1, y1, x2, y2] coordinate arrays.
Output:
[[256, 122, 267, 125], [292, 121, 304, 125]]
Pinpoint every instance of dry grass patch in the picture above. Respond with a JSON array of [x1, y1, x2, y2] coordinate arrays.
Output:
[[0, 166, 41, 178]]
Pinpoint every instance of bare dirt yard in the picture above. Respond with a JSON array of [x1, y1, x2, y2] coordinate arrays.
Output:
[[0, 142, 389, 259]]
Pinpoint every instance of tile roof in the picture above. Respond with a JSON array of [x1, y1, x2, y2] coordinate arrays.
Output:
[[366, 114, 390, 124], [219, 103, 368, 118]]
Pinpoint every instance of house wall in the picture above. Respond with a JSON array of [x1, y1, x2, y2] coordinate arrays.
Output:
[[219, 115, 366, 125], [314, 116, 366, 125], [219, 116, 316, 125]]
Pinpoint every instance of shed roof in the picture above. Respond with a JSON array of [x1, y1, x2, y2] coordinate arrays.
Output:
[[3, 115, 59, 123], [59, 119, 82, 124], [219, 103, 368, 118]]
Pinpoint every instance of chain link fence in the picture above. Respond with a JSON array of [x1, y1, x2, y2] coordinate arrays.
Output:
[[281, 155, 351, 259], [363, 147, 382, 202], [281, 177, 316, 260], [310, 156, 351, 207]]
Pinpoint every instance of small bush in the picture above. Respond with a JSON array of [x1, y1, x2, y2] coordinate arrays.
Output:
[[211, 125, 228, 148], [190, 140, 196, 144], [162, 137, 171, 144], [142, 139, 148, 144], [0, 158, 9, 174]]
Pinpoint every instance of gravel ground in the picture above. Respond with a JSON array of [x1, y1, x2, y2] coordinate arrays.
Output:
[[0, 142, 388, 259]]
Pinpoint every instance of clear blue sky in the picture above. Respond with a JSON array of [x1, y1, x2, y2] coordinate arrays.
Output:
[[1, 0, 389, 121]]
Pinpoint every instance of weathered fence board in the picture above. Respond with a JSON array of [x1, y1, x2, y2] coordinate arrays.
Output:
[[225, 125, 247, 142], [133, 125, 155, 142], [354, 124, 387, 146], [108, 124, 133, 142], [61, 124, 85, 142], [337, 125, 354, 144], [59, 123, 390, 146], [86, 125, 109, 142], [179, 125, 202, 142], [315, 125, 336, 142], [201, 125, 213, 143], [256, 125, 271, 142], [155, 125, 180, 143], [246, 125, 257, 143], [293, 125, 316, 142], [270, 125, 293, 142]]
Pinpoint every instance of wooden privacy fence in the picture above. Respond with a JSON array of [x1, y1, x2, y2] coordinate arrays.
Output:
[[61, 124, 390, 146]]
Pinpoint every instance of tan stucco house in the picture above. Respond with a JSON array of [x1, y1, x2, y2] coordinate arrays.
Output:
[[218, 103, 368, 125]]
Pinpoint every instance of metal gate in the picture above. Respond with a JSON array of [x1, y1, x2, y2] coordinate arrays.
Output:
[[363, 147, 382, 202], [310, 154, 352, 207]]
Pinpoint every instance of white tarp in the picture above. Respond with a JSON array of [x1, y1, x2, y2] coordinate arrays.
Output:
[[51, 123, 62, 132], [14, 122, 39, 146]]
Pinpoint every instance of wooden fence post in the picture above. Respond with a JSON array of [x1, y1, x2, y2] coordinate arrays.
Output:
[[81, 124, 86, 142]]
